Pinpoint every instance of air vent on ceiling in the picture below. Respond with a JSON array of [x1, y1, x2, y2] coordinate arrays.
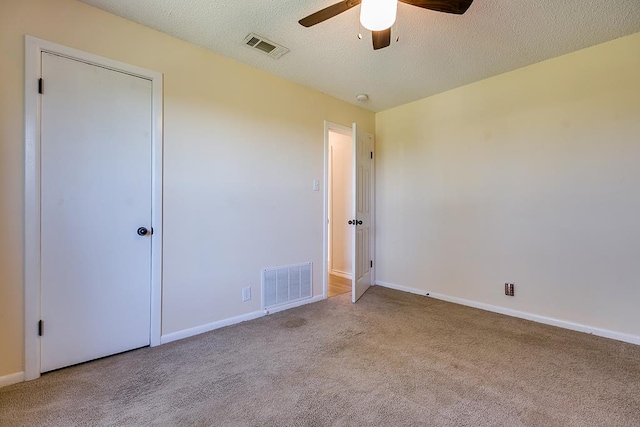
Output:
[[243, 33, 290, 59]]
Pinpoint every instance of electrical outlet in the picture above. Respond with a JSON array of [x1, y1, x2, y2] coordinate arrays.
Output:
[[505, 283, 515, 296], [242, 287, 251, 302]]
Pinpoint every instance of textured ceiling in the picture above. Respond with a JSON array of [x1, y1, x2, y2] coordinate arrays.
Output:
[[79, 0, 640, 112]]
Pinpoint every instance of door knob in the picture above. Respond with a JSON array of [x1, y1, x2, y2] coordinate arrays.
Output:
[[348, 220, 355, 225], [137, 227, 151, 236], [356, 220, 363, 225]]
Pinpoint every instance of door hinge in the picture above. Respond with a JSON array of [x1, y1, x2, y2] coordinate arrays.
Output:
[[370, 151, 373, 159], [38, 320, 44, 336], [38, 78, 43, 94], [370, 260, 373, 268]]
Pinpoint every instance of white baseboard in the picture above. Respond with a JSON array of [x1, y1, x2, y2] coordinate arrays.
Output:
[[161, 310, 266, 344], [329, 269, 352, 280], [160, 295, 325, 345], [375, 281, 640, 346], [0, 371, 25, 388], [375, 280, 428, 297], [265, 295, 325, 315]]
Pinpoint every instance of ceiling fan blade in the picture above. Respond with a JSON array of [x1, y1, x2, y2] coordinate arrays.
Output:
[[299, 0, 362, 27], [399, 0, 473, 15], [372, 28, 391, 50]]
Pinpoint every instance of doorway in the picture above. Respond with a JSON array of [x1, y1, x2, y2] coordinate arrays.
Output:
[[324, 121, 375, 302], [327, 127, 353, 298], [24, 37, 163, 380]]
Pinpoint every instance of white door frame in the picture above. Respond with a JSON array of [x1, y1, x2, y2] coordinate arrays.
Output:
[[24, 36, 164, 381], [323, 121, 375, 299]]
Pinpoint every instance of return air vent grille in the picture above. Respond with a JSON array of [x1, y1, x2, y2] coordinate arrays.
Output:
[[262, 262, 312, 309], [243, 33, 290, 59]]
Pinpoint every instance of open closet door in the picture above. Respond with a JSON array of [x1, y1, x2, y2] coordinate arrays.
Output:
[[352, 123, 374, 302]]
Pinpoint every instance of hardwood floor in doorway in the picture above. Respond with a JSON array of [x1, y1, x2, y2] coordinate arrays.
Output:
[[328, 274, 351, 297]]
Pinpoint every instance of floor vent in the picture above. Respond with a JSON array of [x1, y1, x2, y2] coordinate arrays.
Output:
[[243, 33, 290, 59], [262, 262, 312, 309]]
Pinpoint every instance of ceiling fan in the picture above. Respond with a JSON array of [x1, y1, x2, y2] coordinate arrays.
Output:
[[299, 0, 474, 50]]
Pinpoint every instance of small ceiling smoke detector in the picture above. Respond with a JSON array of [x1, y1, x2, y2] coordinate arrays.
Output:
[[356, 94, 369, 102], [243, 33, 290, 59]]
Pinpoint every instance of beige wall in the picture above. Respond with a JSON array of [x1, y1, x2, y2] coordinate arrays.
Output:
[[329, 130, 353, 277], [376, 32, 640, 337], [0, 0, 374, 377]]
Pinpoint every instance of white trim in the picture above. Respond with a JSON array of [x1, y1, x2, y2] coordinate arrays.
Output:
[[323, 121, 354, 300], [327, 142, 332, 276], [24, 36, 164, 380], [160, 311, 266, 344], [369, 132, 376, 291], [265, 295, 325, 315], [149, 49, 164, 349], [24, 36, 42, 382], [0, 372, 25, 388], [329, 269, 353, 280], [161, 295, 325, 344], [375, 280, 428, 296], [375, 281, 640, 346]]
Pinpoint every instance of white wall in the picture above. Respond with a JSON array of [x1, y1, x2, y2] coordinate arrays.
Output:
[[375, 32, 640, 339], [329, 130, 353, 278], [0, 0, 374, 378]]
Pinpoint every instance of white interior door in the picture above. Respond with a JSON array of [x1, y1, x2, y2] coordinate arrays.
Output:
[[352, 124, 374, 302], [40, 52, 153, 372]]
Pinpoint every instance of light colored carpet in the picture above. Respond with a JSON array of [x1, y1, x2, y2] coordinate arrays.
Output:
[[1, 286, 639, 426]]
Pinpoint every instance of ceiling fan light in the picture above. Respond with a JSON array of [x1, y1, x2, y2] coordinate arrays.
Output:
[[360, 0, 397, 32]]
